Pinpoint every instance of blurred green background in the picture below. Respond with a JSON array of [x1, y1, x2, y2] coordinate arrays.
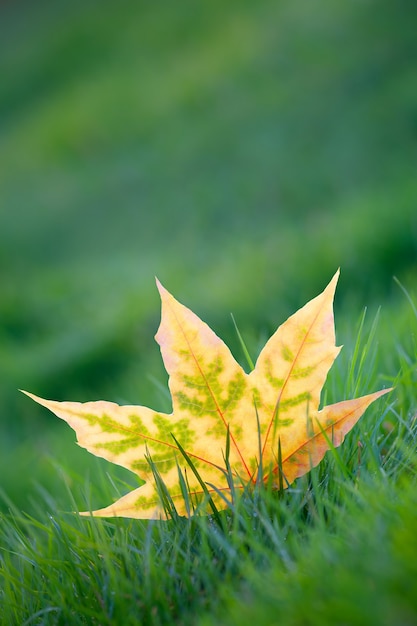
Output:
[[1, 0, 416, 511]]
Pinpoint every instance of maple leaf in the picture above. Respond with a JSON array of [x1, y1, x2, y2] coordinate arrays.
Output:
[[23, 270, 391, 519]]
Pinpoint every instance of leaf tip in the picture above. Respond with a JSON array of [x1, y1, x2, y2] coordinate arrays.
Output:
[[20, 389, 35, 400], [330, 267, 340, 288], [320, 268, 340, 303], [155, 277, 169, 298], [19, 390, 62, 412]]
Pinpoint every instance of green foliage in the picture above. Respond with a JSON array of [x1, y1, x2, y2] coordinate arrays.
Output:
[[201, 477, 417, 626]]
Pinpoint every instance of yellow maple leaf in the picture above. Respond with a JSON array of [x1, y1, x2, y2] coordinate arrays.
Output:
[[23, 270, 391, 519]]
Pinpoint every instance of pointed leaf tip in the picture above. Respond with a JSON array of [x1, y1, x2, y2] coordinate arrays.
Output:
[[326, 268, 340, 295], [155, 277, 171, 299]]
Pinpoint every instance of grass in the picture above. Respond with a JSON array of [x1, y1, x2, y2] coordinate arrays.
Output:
[[1, 300, 416, 625]]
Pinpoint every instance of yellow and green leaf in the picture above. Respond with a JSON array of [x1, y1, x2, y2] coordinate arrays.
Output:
[[23, 270, 391, 519]]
